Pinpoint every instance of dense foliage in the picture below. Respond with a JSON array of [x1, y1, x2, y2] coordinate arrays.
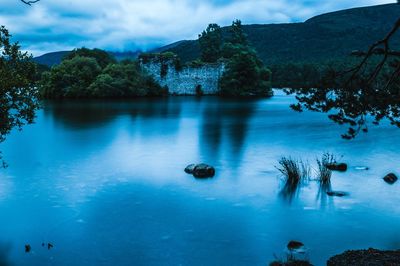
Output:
[[89, 61, 165, 97], [217, 20, 272, 96], [198, 24, 222, 63], [270, 63, 323, 89], [40, 48, 165, 99], [0, 26, 38, 166], [64, 48, 116, 69]]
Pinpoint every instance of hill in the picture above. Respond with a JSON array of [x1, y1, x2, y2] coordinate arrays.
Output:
[[33, 50, 141, 67], [154, 4, 400, 65]]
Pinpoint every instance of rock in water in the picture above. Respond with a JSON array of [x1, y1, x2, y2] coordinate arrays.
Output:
[[355, 166, 369, 170], [193, 164, 215, 178], [327, 191, 349, 197], [383, 173, 398, 184], [184, 164, 196, 174], [287, 240, 304, 250], [326, 163, 348, 172]]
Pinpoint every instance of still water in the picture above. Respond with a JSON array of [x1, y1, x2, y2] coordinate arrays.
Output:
[[1, 91, 400, 265]]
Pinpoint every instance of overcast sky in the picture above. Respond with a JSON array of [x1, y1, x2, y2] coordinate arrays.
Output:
[[0, 0, 394, 56]]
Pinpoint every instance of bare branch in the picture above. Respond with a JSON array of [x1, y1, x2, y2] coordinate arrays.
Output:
[[345, 18, 400, 82], [20, 0, 40, 5]]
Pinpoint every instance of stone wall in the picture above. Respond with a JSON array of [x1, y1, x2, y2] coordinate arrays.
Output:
[[140, 60, 225, 95]]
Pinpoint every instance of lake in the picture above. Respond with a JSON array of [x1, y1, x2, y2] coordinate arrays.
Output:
[[1, 90, 400, 265]]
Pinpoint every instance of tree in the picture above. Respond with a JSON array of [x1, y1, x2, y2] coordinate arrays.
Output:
[[229, 19, 248, 46], [89, 61, 165, 97], [40, 52, 165, 99], [288, 18, 400, 139], [198, 24, 222, 63], [64, 48, 116, 69], [0, 26, 38, 167], [40, 56, 102, 98], [220, 49, 271, 96], [219, 20, 272, 96]]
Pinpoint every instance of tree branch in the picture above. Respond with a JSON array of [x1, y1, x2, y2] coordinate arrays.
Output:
[[20, 0, 40, 5]]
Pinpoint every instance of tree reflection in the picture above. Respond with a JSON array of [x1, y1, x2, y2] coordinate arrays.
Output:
[[279, 179, 301, 203], [199, 98, 257, 167], [44, 98, 182, 130], [0, 242, 12, 266]]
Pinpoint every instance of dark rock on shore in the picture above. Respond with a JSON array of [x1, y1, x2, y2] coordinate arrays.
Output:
[[327, 191, 349, 197], [326, 163, 348, 172], [193, 164, 215, 178], [327, 248, 400, 266], [383, 173, 398, 184]]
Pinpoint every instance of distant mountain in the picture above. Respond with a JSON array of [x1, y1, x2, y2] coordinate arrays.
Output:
[[33, 51, 70, 67], [33, 50, 141, 67], [154, 4, 400, 65]]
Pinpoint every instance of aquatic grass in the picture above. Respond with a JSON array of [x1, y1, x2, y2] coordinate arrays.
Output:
[[277, 157, 311, 203], [276, 157, 310, 184], [316, 153, 335, 184]]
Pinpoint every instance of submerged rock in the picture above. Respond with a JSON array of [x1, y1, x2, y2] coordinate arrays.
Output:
[[326, 163, 348, 172], [327, 248, 400, 266], [327, 191, 349, 197], [184, 164, 196, 174], [355, 166, 369, 170], [383, 173, 398, 184], [287, 241, 304, 250], [193, 164, 215, 178]]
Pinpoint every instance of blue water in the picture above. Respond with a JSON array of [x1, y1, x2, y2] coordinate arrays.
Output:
[[1, 91, 400, 265]]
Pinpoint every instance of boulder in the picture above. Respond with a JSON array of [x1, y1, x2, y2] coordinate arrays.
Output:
[[193, 164, 215, 178], [287, 241, 304, 250], [383, 173, 398, 184], [184, 164, 196, 174], [326, 163, 348, 172], [327, 191, 349, 197], [328, 248, 400, 266]]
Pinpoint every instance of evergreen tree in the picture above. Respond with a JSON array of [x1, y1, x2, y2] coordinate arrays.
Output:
[[219, 20, 272, 96], [198, 24, 222, 63]]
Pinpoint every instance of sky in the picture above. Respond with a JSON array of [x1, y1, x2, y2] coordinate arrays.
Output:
[[0, 0, 395, 56]]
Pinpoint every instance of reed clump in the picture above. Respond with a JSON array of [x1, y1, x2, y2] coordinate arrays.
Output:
[[276, 157, 310, 184], [316, 153, 335, 184]]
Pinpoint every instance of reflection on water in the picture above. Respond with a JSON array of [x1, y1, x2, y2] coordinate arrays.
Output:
[[1, 92, 400, 265], [279, 179, 301, 204]]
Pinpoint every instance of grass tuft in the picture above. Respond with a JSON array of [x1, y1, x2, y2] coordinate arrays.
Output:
[[316, 153, 335, 184], [277, 157, 310, 184]]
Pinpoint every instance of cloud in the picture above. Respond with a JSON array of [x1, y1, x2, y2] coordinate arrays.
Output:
[[0, 0, 394, 56]]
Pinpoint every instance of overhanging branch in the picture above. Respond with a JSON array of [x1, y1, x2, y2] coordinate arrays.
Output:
[[20, 0, 40, 5]]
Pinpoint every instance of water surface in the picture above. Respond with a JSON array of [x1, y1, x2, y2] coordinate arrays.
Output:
[[1, 91, 400, 265]]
